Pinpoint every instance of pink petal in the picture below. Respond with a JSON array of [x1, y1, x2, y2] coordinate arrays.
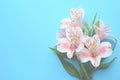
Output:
[[90, 56, 101, 68], [94, 26, 101, 35], [98, 42, 112, 58], [76, 42, 84, 52], [70, 8, 84, 19], [85, 35, 100, 50], [57, 38, 76, 59], [60, 18, 71, 28], [65, 26, 83, 42], [57, 38, 71, 53], [94, 21, 111, 40], [76, 48, 91, 63], [70, 8, 84, 27]]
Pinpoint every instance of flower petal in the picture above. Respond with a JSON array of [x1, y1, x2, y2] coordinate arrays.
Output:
[[66, 26, 83, 43], [76, 42, 84, 52], [90, 56, 101, 68], [94, 21, 111, 40], [98, 42, 112, 58], [56, 29, 66, 40], [60, 18, 71, 29], [76, 48, 91, 63], [70, 8, 84, 27], [70, 8, 84, 20], [57, 38, 71, 53], [67, 51, 74, 59], [85, 35, 100, 52]]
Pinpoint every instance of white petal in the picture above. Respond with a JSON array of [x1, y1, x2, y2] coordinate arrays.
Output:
[[70, 8, 84, 19], [76, 42, 84, 52], [60, 18, 71, 29], [90, 56, 101, 68], [94, 21, 111, 40], [65, 27, 73, 41], [94, 25, 100, 34], [85, 35, 100, 50], [57, 38, 71, 53], [99, 21, 110, 32], [70, 8, 84, 27], [98, 42, 112, 58], [93, 35, 100, 45], [76, 48, 91, 63], [56, 30, 66, 40], [75, 27, 83, 36], [65, 26, 83, 42], [67, 51, 74, 59]]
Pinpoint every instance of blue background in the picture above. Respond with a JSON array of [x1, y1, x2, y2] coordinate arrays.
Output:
[[0, 0, 120, 80]]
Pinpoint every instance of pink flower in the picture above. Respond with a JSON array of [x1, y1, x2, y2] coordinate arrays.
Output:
[[94, 21, 111, 40], [60, 8, 85, 29], [57, 27, 84, 59], [76, 35, 112, 67]]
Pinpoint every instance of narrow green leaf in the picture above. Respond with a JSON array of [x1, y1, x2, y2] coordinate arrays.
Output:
[[50, 47, 80, 78], [92, 13, 98, 24], [98, 57, 116, 69], [49, 47, 67, 57], [90, 13, 98, 36]]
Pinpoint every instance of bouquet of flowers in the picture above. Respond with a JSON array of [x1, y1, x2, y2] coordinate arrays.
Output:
[[50, 8, 117, 80]]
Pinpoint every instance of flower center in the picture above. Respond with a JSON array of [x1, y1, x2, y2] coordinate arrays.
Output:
[[70, 35, 80, 45], [71, 36, 79, 42], [88, 43, 97, 56]]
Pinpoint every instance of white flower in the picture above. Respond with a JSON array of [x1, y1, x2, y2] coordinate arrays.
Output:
[[76, 35, 112, 67], [57, 27, 84, 59]]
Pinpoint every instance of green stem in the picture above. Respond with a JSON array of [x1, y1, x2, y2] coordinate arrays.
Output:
[[79, 60, 90, 80]]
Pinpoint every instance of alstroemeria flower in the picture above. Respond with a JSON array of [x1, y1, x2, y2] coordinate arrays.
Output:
[[60, 8, 85, 29], [76, 35, 112, 67], [57, 26, 84, 59], [94, 21, 111, 40]]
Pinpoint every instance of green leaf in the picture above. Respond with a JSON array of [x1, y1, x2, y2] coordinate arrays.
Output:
[[49, 47, 67, 57], [90, 13, 98, 36], [50, 47, 80, 78], [92, 13, 98, 24], [58, 55, 80, 78], [98, 57, 116, 69]]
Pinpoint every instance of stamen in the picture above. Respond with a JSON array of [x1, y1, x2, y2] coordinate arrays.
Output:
[[88, 42, 97, 56]]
